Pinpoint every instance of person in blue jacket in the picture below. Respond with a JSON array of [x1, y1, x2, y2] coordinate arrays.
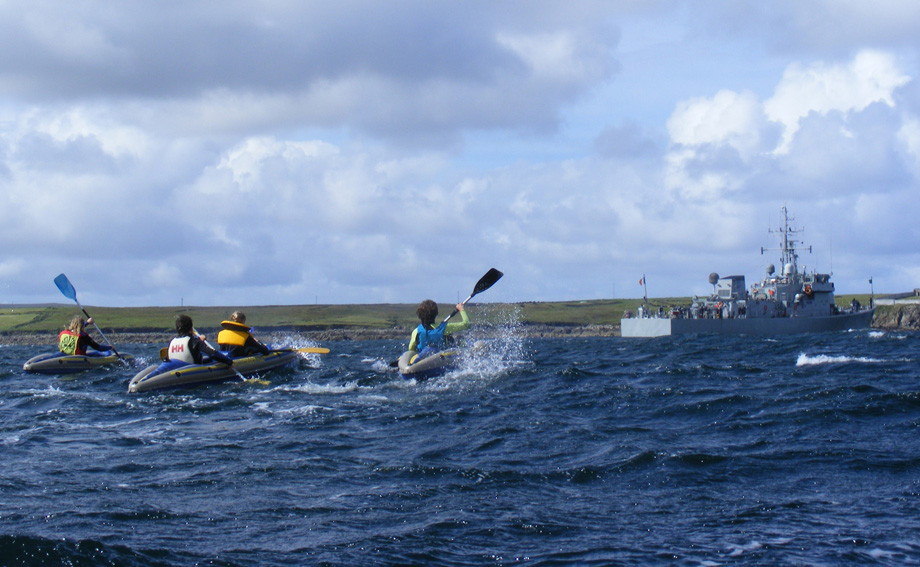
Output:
[[408, 299, 470, 357]]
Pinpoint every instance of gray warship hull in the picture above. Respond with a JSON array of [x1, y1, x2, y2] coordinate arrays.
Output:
[[621, 308, 875, 337]]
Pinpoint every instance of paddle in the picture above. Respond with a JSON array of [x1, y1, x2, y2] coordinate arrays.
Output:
[[296, 347, 330, 354], [445, 267, 503, 324], [193, 327, 248, 380], [159, 345, 329, 360], [53, 273, 124, 360], [390, 268, 503, 367]]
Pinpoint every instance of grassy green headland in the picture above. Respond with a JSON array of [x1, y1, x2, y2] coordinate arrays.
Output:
[[0, 294, 877, 337]]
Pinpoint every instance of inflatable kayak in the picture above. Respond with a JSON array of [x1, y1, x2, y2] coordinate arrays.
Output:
[[397, 349, 461, 381], [23, 351, 135, 374], [128, 349, 300, 393]]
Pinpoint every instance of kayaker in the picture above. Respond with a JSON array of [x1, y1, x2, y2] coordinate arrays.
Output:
[[168, 314, 233, 366], [408, 300, 470, 357], [217, 311, 271, 357], [58, 315, 111, 355]]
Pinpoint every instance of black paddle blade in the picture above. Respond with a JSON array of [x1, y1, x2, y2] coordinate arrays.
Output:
[[472, 268, 503, 297]]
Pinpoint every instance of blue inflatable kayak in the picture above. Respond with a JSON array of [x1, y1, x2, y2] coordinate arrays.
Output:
[[23, 351, 135, 374], [128, 349, 299, 393]]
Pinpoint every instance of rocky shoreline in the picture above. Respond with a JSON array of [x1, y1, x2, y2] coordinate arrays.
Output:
[[867, 304, 920, 330]]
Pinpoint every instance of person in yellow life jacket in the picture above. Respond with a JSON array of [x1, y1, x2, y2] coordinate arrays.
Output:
[[217, 311, 271, 357], [168, 314, 233, 366], [408, 300, 470, 357], [58, 315, 111, 355]]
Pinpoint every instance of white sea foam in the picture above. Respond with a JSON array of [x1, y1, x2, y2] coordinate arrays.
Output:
[[796, 353, 884, 366], [26, 385, 66, 398], [0, 433, 21, 445], [281, 380, 360, 395], [133, 355, 159, 366], [254, 402, 330, 418], [269, 335, 327, 351], [867, 547, 897, 560], [727, 540, 763, 557], [368, 359, 391, 372]]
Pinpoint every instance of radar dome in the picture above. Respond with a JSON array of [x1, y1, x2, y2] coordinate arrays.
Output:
[[708, 272, 719, 285], [766, 264, 775, 275]]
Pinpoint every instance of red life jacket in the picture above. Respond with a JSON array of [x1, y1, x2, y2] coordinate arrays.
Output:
[[59, 330, 85, 355]]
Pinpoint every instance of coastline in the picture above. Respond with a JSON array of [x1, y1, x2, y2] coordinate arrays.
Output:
[[4, 304, 916, 347], [0, 323, 621, 347]]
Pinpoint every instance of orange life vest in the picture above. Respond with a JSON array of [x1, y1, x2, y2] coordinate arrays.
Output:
[[217, 320, 252, 348]]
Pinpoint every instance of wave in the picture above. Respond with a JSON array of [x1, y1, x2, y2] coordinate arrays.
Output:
[[796, 353, 884, 366], [868, 330, 908, 340], [0, 535, 177, 567]]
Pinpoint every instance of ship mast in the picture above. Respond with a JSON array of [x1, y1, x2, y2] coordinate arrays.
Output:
[[761, 205, 811, 280]]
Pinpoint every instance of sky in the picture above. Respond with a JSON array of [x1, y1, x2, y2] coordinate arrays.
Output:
[[1, 1, 919, 307]]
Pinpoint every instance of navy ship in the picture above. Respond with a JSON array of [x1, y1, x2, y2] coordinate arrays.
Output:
[[621, 207, 875, 337]]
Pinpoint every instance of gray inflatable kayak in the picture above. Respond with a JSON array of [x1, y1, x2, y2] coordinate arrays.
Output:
[[128, 349, 299, 393], [397, 349, 461, 380], [23, 351, 134, 374]]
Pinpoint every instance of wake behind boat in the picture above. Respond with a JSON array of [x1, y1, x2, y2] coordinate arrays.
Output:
[[128, 349, 300, 393], [23, 350, 135, 374], [621, 207, 875, 337]]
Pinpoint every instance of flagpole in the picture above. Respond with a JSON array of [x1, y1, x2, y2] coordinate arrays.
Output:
[[641, 274, 648, 310]]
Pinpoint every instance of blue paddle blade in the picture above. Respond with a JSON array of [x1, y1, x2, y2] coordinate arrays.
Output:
[[54, 273, 77, 300]]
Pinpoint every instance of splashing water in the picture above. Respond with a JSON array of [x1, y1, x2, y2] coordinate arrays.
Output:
[[458, 303, 527, 377], [796, 352, 884, 366]]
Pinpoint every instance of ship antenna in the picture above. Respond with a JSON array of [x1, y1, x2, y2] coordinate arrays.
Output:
[[763, 205, 811, 280]]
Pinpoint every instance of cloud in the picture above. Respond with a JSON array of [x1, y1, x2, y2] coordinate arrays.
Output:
[[694, 1, 920, 53], [667, 90, 766, 154], [765, 50, 910, 152], [1, 3, 920, 307], [0, 1, 618, 146]]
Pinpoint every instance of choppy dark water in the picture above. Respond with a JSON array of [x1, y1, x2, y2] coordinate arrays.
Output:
[[1, 328, 919, 566]]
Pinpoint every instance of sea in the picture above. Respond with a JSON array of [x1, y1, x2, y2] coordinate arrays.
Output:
[[1, 321, 919, 566]]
